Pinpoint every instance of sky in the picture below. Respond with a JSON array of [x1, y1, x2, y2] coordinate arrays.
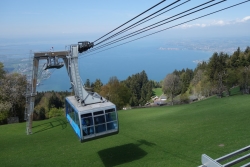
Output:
[[0, 0, 250, 46]]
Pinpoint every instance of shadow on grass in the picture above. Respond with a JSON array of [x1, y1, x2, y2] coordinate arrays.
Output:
[[32, 118, 67, 134], [222, 86, 242, 97], [98, 141, 154, 167], [137, 139, 156, 147], [98, 139, 156, 167]]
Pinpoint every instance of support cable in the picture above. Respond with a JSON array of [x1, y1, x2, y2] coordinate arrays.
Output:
[[84, 0, 223, 54], [80, 0, 250, 58], [116, 0, 190, 40], [93, 0, 167, 43], [95, 0, 182, 46]]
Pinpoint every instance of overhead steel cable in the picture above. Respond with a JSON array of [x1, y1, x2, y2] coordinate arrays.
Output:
[[115, 0, 191, 39], [87, 0, 219, 53], [93, 0, 167, 43], [80, 0, 250, 58], [95, 0, 182, 46], [84, 0, 222, 54]]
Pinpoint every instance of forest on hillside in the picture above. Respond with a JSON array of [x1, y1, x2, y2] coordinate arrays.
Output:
[[0, 46, 250, 124], [162, 46, 250, 105]]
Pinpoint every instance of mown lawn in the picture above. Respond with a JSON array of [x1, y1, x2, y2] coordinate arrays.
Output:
[[0, 95, 250, 167], [153, 88, 163, 97]]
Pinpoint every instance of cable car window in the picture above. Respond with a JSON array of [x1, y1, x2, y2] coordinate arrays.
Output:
[[82, 116, 93, 126], [107, 121, 118, 130], [94, 115, 105, 124], [105, 108, 115, 113], [75, 113, 80, 128], [79, 108, 118, 139], [105, 112, 117, 122], [94, 114, 106, 133], [68, 105, 80, 128], [68, 104, 75, 121], [94, 111, 104, 115], [81, 114, 94, 136], [82, 113, 92, 117], [95, 124, 106, 133]]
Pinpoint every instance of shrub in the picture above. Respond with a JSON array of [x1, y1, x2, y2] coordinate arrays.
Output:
[[0, 102, 11, 124], [180, 94, 190, 104], [49, 108, 64, 118]]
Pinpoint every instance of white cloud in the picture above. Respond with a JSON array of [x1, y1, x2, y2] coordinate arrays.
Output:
[[213, 20, 228, 26], [239, 16, 250, 22], [178, 16, 250, 29], [180, 23, 208, 28]]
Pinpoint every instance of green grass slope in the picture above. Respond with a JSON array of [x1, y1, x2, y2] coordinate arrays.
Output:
[[0, 95, 250, 167], [153, 88, 163, 97]]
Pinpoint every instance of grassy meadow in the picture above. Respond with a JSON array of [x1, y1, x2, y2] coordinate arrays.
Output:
[[0, 94, 250, 166], [153, 88, 163, 97]]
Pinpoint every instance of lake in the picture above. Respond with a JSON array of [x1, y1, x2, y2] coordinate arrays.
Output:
[[36, 45, 212, 92]]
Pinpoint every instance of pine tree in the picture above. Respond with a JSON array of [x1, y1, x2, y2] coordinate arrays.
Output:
[[85, 79, 91, 88], [93, 79, 103, 93]]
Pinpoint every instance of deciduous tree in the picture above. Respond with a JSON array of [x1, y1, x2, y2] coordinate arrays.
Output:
[[0, 73, 27, 119], [162, 74, 181, 105], [0, 101, 11, 124], [100, 77, 130, 109]]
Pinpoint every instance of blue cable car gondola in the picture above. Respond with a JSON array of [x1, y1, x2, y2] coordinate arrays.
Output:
[[63, 43, 119, 142], [65, 96, 119, 142]]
